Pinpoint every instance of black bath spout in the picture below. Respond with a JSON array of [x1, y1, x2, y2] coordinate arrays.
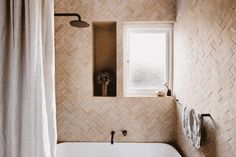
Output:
[[111, 131, 115, 144]]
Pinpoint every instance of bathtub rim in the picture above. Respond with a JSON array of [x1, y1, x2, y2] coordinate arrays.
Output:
[[56, 141, 181, 156]]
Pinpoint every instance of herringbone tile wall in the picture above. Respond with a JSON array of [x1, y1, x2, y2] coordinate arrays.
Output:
[[55, 0, 177, 142], [174, 0, 236, 156]]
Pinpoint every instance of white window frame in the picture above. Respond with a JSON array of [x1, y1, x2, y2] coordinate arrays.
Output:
[[123, 22, 173, 97]]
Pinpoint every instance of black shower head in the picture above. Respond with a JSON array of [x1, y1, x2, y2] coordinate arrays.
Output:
[[70, 20, 89, 28], [55, 13, 89, 28]]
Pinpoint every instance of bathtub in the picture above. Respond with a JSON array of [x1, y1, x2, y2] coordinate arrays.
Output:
[[57, 142, 181, 157]]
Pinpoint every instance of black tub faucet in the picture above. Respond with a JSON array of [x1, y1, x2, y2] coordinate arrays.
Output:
[[111, 131, 115, 144]]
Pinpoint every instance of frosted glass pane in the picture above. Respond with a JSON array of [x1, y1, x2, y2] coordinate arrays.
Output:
[[128, 32, 166, 89]]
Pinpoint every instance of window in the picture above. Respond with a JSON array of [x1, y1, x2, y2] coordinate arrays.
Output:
[[123, 23, 173, 97]]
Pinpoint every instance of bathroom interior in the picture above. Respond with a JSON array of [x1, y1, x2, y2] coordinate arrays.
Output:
[[1, 0, 236, 157]]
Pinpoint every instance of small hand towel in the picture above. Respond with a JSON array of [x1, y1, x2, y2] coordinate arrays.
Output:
[[182, 106, 202, 149]]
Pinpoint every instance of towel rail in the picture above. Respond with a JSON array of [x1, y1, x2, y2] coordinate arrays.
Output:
[[201, 114, 211, 118], [173, 98, 211, 118]]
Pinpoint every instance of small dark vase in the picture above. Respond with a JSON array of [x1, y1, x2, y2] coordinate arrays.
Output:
[[167, 89, 171, 96]]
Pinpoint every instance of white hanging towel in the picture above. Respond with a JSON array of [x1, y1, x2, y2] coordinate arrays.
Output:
[[182, 106, 202, 148]]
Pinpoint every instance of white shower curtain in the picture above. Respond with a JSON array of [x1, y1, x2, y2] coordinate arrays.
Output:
[[0, 0, 57, 157]]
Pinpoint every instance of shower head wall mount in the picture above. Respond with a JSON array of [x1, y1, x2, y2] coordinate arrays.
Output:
[[54, 13, 89, 28]]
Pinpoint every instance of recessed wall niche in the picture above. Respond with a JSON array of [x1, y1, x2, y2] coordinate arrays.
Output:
[[93, 22, 116, 97]]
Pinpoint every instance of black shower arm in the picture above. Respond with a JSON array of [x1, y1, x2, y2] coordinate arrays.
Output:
[[54, 13, 81, 21]]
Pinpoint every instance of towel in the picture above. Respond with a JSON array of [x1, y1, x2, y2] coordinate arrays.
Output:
[[182, 106, 202, 148]]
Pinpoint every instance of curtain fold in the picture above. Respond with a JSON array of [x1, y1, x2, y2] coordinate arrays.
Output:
[[0, 0, 57, 157]]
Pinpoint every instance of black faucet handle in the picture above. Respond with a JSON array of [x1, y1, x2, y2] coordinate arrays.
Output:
[[121, 130, 127, 136]]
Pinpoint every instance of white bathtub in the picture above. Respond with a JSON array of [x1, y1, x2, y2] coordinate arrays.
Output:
[[57, 142, 181, 157]]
